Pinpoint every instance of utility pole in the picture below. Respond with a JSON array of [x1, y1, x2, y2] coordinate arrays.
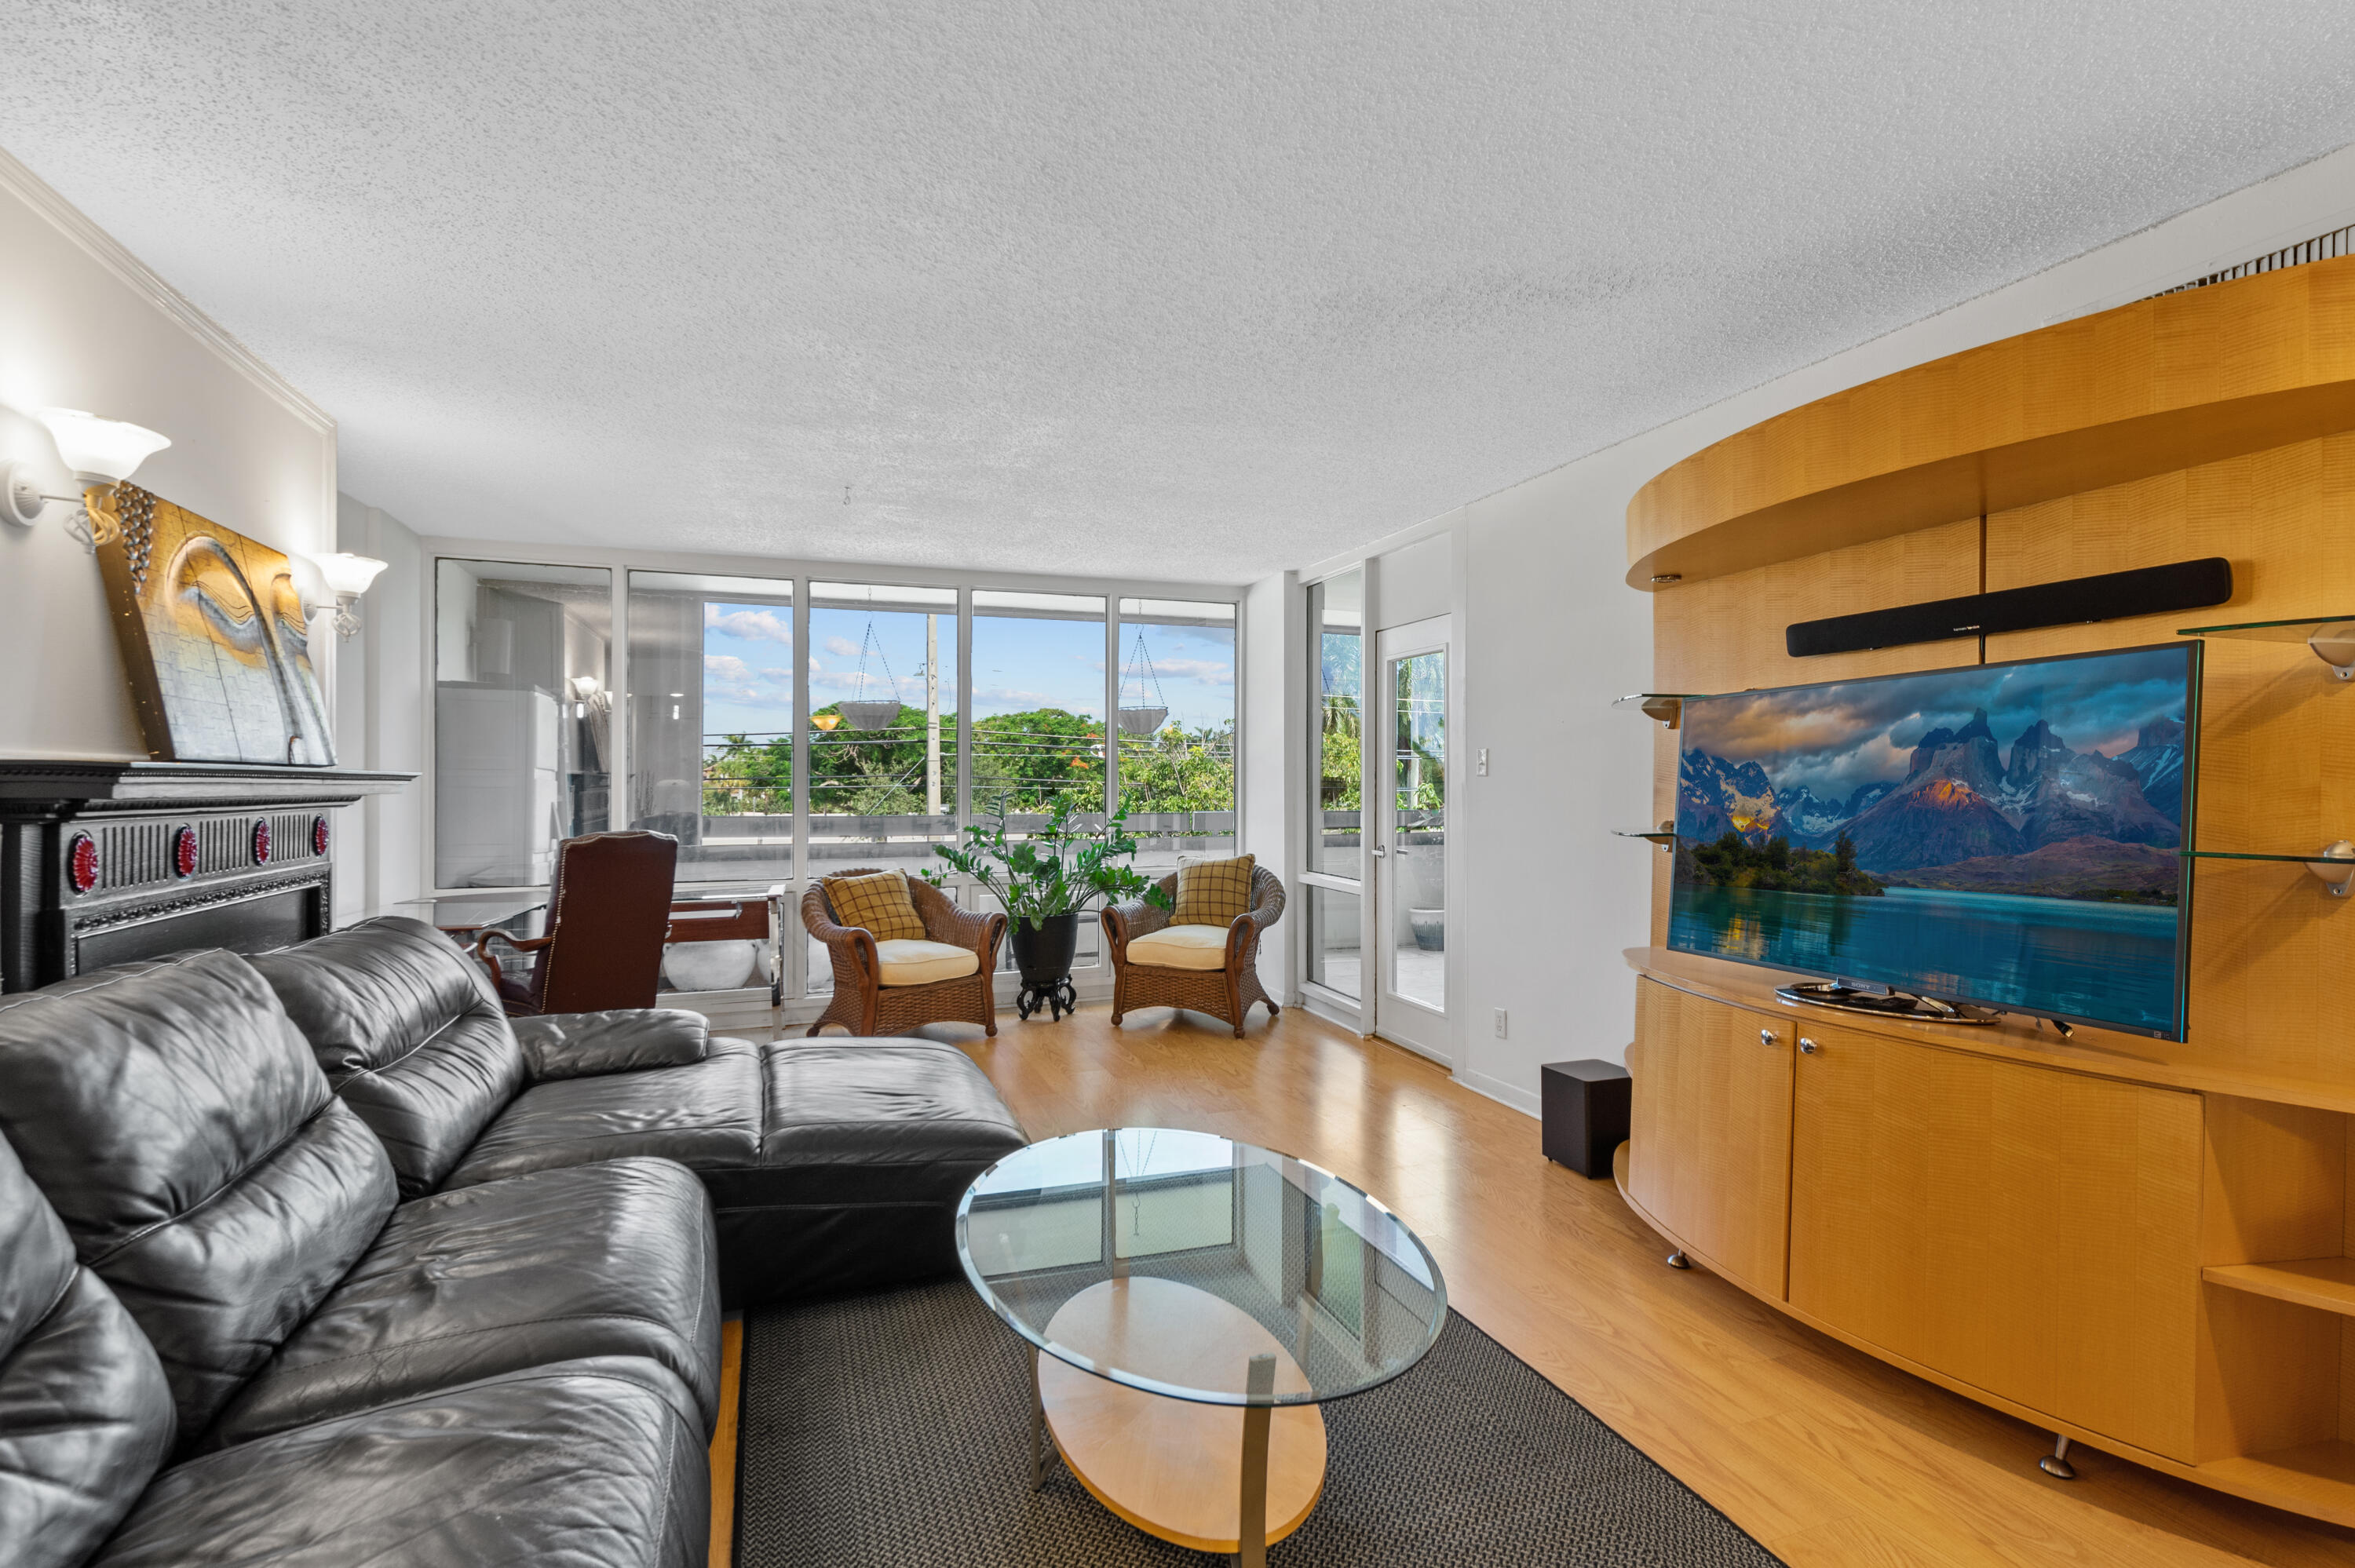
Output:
[[926, 614, 942, 816]]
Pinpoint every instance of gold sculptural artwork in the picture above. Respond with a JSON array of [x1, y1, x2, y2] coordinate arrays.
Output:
[[94, 483, 336, 765]]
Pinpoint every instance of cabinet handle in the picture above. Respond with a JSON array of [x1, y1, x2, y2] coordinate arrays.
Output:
[[1758, 1027, 1778, 1046], [1798, 1037, 1821, 1055]]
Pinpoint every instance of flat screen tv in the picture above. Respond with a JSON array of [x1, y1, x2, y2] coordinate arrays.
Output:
[[1668, 643, 2200, 1039]]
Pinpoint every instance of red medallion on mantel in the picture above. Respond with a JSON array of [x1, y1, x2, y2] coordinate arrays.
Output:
[[67, 833, 100, 895], [312, 815, 330, 856], [251, 818, 272, 866], [173, 825, 199, 879]]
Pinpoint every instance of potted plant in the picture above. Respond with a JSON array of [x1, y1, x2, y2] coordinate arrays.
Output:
[[922, 793, 1170, 1020]]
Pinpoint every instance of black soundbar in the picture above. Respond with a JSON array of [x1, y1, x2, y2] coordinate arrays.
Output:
[[1785, 557, 2233, 658]]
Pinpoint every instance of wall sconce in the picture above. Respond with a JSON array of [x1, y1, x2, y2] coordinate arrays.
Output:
[[312, 552, 389, 638], [566, 674, 608, 720], [0, 408, 172, 552]]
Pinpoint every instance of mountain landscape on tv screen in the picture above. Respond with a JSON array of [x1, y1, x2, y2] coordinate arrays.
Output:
[[1676, 677, 2188, 905]]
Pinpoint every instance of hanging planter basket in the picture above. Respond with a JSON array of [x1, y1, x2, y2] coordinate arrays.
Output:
[[836, 699, 901, 732], [829, 611, 904, 733], [1117, 630, 1170, 738]]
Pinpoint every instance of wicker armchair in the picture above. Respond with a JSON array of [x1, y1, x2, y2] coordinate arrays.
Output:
[[1101, 866, 1285, 1037], [801, 871, 1006, 1037]]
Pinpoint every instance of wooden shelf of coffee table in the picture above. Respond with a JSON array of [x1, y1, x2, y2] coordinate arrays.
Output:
[[1036, 1276, 1327, 1554]]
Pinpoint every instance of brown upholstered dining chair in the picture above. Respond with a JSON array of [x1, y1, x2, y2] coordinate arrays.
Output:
[[476, 830, 679, 1016], [801, 869, 1004, 1037], [1102, 860, 1284, 1037]]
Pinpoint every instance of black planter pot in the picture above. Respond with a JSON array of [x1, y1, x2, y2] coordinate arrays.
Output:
[[1010, 913, 1081, 1022]]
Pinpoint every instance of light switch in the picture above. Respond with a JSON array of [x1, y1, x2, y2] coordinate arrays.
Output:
[[1477, 747, 1489, 776]]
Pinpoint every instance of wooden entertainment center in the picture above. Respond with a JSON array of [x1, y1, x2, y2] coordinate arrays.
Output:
[[1617, 253, 2355, 1526]]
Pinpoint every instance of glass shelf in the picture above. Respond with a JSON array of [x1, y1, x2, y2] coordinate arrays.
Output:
[[2176, 614, 2355, 678], [2184, 844, 2355, 896], [2182, 848, 2355, 863], [2176, 614, 2355, 641], [1612, 693, 1703, 726]]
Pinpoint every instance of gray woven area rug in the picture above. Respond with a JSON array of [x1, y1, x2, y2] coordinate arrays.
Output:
[[736, 1280, 1785, 1567]]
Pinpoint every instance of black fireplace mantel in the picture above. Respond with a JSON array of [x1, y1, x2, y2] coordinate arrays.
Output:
[[0, 759, 415, 992]]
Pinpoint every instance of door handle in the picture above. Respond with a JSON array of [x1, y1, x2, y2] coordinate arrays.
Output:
[[1371, 845, 1388, 859], [1759, 1028, 1778, 1047], [1798, 1037, 1821, 1055]]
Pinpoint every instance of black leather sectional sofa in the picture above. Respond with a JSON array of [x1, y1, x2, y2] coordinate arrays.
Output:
[[0, 917, 1028, 1568]]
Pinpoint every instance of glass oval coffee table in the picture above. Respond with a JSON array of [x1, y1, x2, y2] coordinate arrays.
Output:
[[957, 1128, 1447, 1566]]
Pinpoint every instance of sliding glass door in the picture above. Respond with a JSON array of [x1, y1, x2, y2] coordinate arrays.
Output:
[[1374, 616, 1449, 1061], [1300, 571, 1364, 1004]]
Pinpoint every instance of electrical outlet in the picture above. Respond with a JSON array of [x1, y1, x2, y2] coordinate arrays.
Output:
[[1493, 1007, 1507, 1038], [1477, 747, 1489, 776]]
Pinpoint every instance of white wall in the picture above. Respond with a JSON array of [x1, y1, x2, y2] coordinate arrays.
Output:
[[0, 147, 336, 760], [333, 494, 425, 918], [1298, 139, 2355, 1117], [1241, 571, 1300, 1001]]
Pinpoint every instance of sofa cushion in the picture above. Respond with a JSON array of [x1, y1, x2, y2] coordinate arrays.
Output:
[[205, 1158, 722, 1449], [823, 870, 926, 942], [0, 952, 398, 1444], [703, 1040, 1029, 1304], [513, 1008, 711, 1081], [90, 1358, 707, 1568], [0, 1135, 176, 1568], [1126, 923, 1232, 969], [251, 917, 526, 1198], [1172, 852, 1255, 925], [444, 1037, 763, 1189], [874, 937, 981, 986]]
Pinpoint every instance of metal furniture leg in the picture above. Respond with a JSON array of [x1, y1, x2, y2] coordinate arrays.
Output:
[[2039, 1434, 2076, 1480], [1031, 1351, 1053, 1490], [1237, 1352, 1276, 1568]]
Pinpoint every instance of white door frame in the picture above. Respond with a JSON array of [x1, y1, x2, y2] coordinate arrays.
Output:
[[1371, 614, 1451, 1063]]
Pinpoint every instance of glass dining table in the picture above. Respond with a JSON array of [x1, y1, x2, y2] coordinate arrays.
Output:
[[957, 1129, 1448, 1566]]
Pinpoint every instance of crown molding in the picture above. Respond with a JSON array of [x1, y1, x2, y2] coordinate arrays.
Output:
[[0, 145, 335, 437]]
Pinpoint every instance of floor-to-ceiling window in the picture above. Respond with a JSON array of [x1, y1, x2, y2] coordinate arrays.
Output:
[[626, 571, 797, 884], [970, 589, 1109, 971], [806, 582, 958, 877], [1301, 570, 1364, 1000], [425, 556, 1240, 1008], [432, 560, 612, 889], [1115, 596, 1236, 877]]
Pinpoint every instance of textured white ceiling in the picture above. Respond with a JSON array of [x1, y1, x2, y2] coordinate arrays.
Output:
[[5, 3, 2355, 582]]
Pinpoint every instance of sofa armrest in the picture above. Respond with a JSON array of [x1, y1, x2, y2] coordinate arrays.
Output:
[[513, 1008, 712, 1081]]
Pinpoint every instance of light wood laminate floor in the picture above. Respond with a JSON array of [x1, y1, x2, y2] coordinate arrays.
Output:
[[708, 1003, 2355, 1568]]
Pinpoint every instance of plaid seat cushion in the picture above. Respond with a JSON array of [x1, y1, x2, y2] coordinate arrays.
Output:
[[1172, 853, 1256, 927], [824, 871, 927, 943]]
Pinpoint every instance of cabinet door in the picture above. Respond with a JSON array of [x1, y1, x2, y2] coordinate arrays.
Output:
[[1628, 979, 1794, 1298], [1787, 1023, 2201, 1460]]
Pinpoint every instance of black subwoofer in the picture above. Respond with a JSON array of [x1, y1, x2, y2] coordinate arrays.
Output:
[[1541, 1059, 1632, 1180]]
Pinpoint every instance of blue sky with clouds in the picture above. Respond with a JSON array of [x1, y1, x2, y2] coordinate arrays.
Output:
[[692, 602, 1233, 738]]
